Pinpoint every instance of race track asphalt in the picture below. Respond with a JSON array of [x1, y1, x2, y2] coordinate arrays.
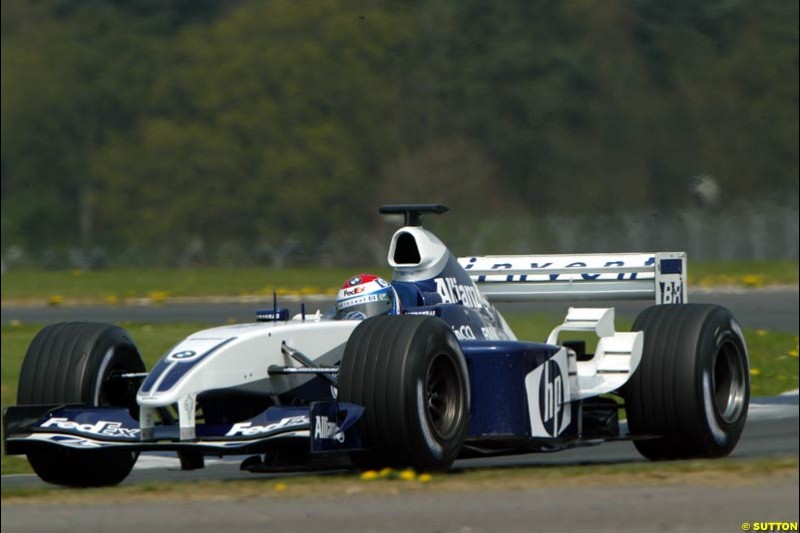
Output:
[[3, 476, 798, 533], [2, 286, 798, 332]]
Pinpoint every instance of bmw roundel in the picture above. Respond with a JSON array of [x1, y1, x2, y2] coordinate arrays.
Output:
[[348, 276, 362, 286], [167, 350, 200, 362]]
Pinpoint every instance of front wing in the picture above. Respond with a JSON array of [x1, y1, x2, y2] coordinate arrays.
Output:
[[3, 401, 364, 456]]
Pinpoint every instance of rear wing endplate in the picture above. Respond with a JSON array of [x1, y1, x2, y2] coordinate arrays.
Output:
[[458, 252, 686, 305]]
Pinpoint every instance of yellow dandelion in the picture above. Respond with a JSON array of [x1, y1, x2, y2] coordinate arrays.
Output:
[[274, 482, 287, 492], [740, 274, 764, 288], [789, 349, 799, 358], [696, 276, 712, 287], [755, 329, 768, 337], [48, 295, 64, 306], [299, 286, 322, 296], [399, 469, 416, 481], [10, 319, 21, 327], [148, 290, 169, 304], [103, 294, 120, 305], [750, 368, 761, 376], [360, 470, 379, 481], [378, 467, 393, 478], [418, 473, 433, 483]]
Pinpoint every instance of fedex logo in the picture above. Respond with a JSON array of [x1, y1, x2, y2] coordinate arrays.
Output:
[[342, 286, 365, 297], [226, 416, 308, 437], [40, 417, 140, 438]]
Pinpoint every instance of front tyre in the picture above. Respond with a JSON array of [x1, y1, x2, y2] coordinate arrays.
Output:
[[624, 304, 750, 460], [17, 322, 145, 486], [338, 315, 470, 471]]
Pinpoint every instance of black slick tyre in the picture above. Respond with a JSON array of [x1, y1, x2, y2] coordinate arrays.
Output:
[[337, 315, 470, 471], [17, 322, 145, 487], [624, 304, 750, 460]]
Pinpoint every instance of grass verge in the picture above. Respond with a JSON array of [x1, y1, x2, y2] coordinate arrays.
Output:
[[1, 260, 796, 306], [2, 456, 797, 503], [689, 260, 799, 288], [0, 267, 392, 305]]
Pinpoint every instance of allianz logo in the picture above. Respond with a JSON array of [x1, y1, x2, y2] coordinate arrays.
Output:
[[313, 415, 345, 443]]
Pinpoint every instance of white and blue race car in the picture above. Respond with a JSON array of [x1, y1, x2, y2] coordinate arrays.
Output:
[[3, 204, 750, 486]]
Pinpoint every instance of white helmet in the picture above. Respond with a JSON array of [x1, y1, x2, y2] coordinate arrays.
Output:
[[334, 274, 400, 320]]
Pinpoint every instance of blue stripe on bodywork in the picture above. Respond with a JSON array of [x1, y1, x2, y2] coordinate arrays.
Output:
[[155, 337, 237, 393], [140, 339, 186, 393], [140, 358, 172, 394]]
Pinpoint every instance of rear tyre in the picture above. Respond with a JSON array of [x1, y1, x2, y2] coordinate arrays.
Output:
[[17, 322, 145, 486], [623, 305, 749, 460], [338, 315, 470, 471]]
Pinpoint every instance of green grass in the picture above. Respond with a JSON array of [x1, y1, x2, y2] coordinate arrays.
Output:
[[2, 318, 797, 476], [0, 267, 393, 303], [1, 260, 796, 305], [688, 260, 798, 287]]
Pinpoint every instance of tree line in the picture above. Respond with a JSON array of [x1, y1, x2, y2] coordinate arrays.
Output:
[[2, 0, 797, 266]]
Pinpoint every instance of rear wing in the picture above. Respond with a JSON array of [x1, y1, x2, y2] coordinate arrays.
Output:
[[458, 252, 686, 305]]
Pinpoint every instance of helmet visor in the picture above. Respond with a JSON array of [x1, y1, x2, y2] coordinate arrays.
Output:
[[335, 291, 394, 320]]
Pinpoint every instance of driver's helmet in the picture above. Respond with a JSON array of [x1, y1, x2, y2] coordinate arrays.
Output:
[[335, 274, 400, 320]]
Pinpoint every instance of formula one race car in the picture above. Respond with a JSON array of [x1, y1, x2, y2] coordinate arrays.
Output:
[[3, 205, 750, 486]]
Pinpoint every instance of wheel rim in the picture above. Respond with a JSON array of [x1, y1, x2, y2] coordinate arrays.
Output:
[[425, 352, 462, 440], [95, 347, 142, 416], [99, 363, 136, 408], [712, 340, 747, 424]]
